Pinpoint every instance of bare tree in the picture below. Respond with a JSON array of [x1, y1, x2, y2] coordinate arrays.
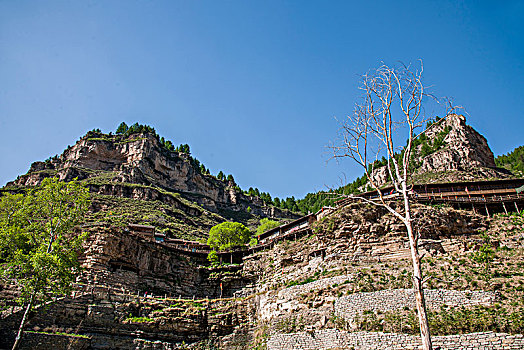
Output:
[[330, 61, 448, 350]]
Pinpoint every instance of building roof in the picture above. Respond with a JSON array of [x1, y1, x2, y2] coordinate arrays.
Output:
[[256, 213, 315, 239]]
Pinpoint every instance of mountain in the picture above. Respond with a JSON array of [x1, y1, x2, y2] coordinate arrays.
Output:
[[298, 114, 519, 215], [1, 120, 524, 349], [5, 127, 298, 239], [371, 114, 512, 185]]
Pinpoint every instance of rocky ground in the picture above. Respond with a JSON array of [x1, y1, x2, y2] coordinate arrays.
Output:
[[1, 117, 523, 349], [1, 202, 524, 349], [238, 203, 524, 349]]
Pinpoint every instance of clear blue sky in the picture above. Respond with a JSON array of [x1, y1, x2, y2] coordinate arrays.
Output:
[[1, 1, 523, 199]]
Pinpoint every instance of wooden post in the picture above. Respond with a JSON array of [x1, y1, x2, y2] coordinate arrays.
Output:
[[485, 203, 490, 217], [515, 202, 520, 214], [502, 202, 508, 215]]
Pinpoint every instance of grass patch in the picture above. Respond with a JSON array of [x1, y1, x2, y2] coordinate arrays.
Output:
[[26, 331, 90, 339]]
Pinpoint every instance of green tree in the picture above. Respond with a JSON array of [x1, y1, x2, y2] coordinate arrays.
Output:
[[115, 122, 129, 134], [256, 218, 280, 235], [0, 178, 90, 350], [207, 222, 251, 251], [207, 250, 219, 266], [177, 144, 191, 154]]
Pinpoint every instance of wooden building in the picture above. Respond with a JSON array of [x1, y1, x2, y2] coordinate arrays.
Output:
[[337, 178, 524, 216], [256, 214, 316, 246]]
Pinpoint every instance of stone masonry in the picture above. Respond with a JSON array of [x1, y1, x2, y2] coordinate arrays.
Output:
[[267, 330, 524, 350], [335, 288, 497, 320]]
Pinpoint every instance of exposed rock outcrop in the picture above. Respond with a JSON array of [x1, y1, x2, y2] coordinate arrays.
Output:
[[370, 114, 510, 186], [9, 131, 296, 220], [417, 114, 495, 173]]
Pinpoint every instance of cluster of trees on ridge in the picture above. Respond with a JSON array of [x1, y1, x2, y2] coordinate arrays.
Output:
[[496, 145, 524, 175], [114, 122, 305, 213]]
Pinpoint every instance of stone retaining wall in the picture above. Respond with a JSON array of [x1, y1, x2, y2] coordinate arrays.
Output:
[[267, 330, 524, 350], [335, 289, 497, 320], [278, 274, 353, 300]]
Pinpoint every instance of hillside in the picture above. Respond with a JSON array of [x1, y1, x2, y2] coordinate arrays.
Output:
[[1, 200, 523, 349], [1, 120, 524, 349], [3, 125, 299, 239], [496, 145, 524, 177], [296, 114, 520, 215]]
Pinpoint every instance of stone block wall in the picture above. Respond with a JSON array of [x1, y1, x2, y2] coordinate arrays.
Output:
[[335, 288, 497, 320], [267, 330, 524, 350]]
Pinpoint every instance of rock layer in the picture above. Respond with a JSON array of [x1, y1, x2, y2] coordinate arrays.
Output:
[[9, 131, 295, 219], [418, 114, 495, 173]]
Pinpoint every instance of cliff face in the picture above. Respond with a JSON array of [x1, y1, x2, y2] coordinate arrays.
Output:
[[417, 114, 495, 173], [13, 132, 235, 208], [370, 114, 509, 185], [10, 132, 294, 219]]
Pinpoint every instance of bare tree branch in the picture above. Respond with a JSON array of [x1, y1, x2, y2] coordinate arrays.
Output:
[[326, 61, 461, 350]]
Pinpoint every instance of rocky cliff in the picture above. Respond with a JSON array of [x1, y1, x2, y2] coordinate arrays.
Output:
[[9, 131, 288, 217], [370, 114, 511, 186], [417, 114, 495, 172], [2, 199, 523, 349], [6, 130, 298, 239]]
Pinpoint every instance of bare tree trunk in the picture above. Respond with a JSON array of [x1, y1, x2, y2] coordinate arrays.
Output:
[[403, 191, 432, 350], [12, 293, 35, 350]]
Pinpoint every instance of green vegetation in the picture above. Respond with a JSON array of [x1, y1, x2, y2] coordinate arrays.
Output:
[[207, 222, 251, 251], [348, 305, 524, 335], [496, 145, 524, 175], [207, 250, 219, 265], [246, 187, 274, 205], [86, 191, 221, 240], [125, 316, 155, 323], [25, 331, 90, 339], [256, 218, 280, 235], [0, 178, 90, 350], [285, 276, 319, 287], [274, 316, 305, 333], [409, 124, 451, 169], [472, 233, 495, 281]]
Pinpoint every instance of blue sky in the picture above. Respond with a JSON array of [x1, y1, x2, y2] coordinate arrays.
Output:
[[1, 1, 523, 199]]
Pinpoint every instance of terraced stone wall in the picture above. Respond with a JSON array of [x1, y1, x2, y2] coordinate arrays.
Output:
[[267, 330, 524, 350], [335, 288, 497, 320]]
